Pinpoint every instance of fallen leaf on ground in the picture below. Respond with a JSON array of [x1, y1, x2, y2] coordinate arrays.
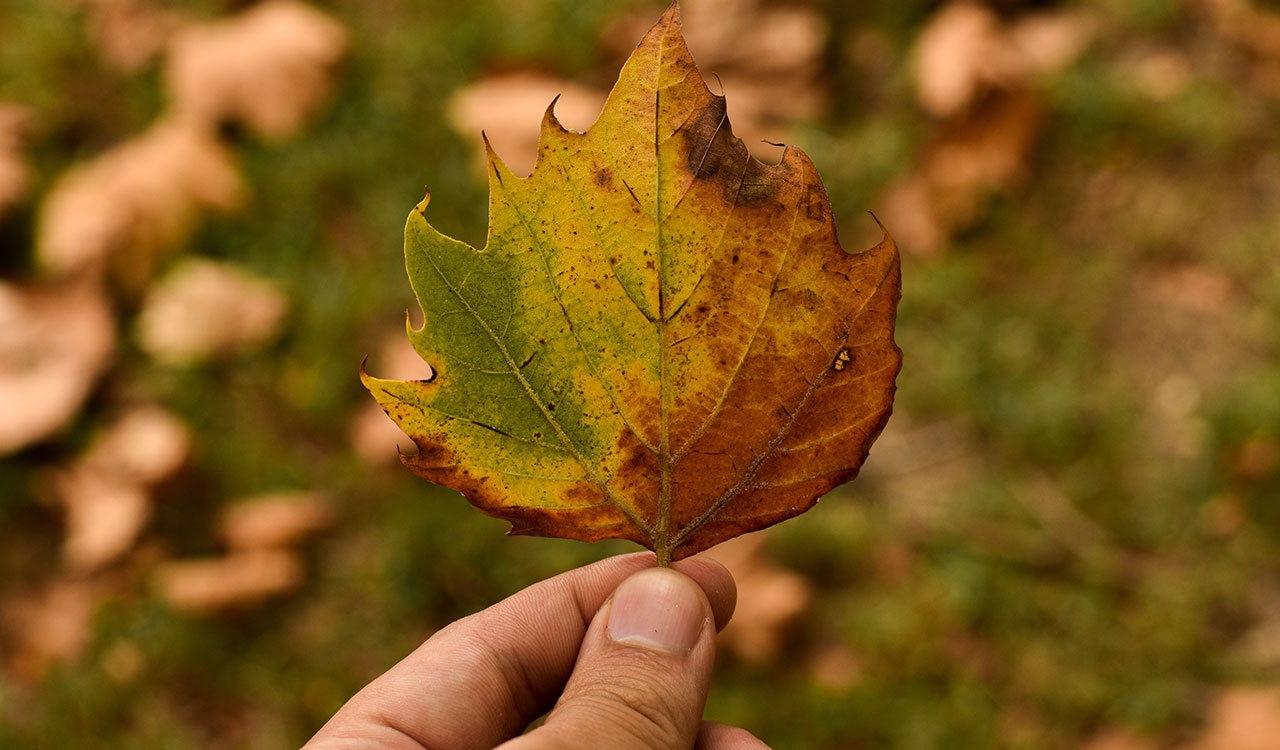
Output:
[[1190, 687, 1280, 750], [363, 5, 902, 563], [37, 117, 244, 289], [705, 534, 812, 663], [1, 579, 95, 682], [914, 1, 1016, 118], [892, 1, 1093, 252], [52, 406, 189, 571], [0, 103, 31, 215], [79, 406, 191, 486], [135, 258, 287, 365], [165, 0, 347, 140], [880, 89, 1042, 254], [79, 0, 184, 73], [56, 473, 151, 572], [155, 550, 304, 612], [0, 280, 115, 455], [448, 73, 607, 178], [219, 491, 335, 550], [914, 0, 1095, 117]]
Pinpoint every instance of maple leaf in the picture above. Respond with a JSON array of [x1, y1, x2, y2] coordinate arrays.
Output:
[[362, 4, 902, 564]]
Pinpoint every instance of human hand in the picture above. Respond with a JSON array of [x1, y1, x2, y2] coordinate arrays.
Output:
[[304, 551, 769, 750]]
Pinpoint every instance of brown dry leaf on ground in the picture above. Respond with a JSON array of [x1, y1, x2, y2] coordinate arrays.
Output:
[[881, 89, 1043, 254], [55, 474, 151, 573], [349, 329, 435, 465], [37, 118, 244, 289], [165, 0, 347, 140], [704, 533, 812, 663], [1189, 687, 1280, 750], [0, 103, 31, 215], [913, 0, 1019, 118], [155, 550, 304, 612], [887, 1, 1093, 253], [0, 280, 115, 455], [447, 73, 608, 178], [1, 579, 96, 682], [605, 0, 827, 156], [78, 0, 184, 72], [54, 407, 189, 571], [219, 491, 334, 551], [914, 0, 1094, 117], [134, 258, 287, 365]]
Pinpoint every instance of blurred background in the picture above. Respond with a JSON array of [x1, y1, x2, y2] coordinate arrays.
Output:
[[1, 0, 1278, 747]]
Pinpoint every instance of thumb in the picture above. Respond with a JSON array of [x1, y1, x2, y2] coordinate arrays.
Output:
[[502, 567, 719, 750]]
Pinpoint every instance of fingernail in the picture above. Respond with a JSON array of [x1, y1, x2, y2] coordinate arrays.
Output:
[[606, 568, 706, 654]]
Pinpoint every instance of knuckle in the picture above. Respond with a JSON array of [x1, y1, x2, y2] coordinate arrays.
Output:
[[564, 675, 688, 747]]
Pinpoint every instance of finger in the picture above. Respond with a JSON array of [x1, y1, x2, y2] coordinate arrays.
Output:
[[305, 552, 735, 750], [503, 567, 719, 750], [696, 721, 772, 750]]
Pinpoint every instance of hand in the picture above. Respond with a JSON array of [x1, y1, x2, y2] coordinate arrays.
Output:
[[304, 551, 770, 750]]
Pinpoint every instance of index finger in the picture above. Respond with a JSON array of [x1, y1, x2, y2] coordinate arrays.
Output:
[[306, 551, 736, 750]]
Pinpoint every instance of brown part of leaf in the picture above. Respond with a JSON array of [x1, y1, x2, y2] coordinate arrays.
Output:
[[37, 117, 244, 289], [219, 491, 335, 551], [164, 0, 347, 140], [705, 533, 812, 663], [135, 258, 288, 365], [155, 550, 304, 612], [0, 279, 116, 455], [665, 219, 902, 557]]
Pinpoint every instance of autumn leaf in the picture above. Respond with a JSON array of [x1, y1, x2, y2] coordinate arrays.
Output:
[[362, 4, 901, 564]]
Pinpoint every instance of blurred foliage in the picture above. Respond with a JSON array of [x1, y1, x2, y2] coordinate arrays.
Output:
[[2, 0, 1279, 748]]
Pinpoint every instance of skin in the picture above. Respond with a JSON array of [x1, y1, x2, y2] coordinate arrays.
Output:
[[304, 552, 771, 750]]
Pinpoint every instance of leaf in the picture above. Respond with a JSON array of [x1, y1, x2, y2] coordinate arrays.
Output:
[[0, 279, 116, 455], [165, 0, 347, 141], [362, 4, 901, 563]]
